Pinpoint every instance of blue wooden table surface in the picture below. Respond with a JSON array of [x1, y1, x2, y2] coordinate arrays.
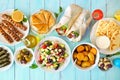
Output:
[[0, 0, 120, 80]]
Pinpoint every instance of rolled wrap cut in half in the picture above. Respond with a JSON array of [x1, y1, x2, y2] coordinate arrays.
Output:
[[55, 4, 92, 42]]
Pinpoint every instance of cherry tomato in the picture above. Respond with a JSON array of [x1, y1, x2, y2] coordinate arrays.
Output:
[[38, 55, 43, 64], [58, 58, 65, 63], [54, 43, 58, 48], [92, 9, 103, 20], [41, 44, 47, 49]]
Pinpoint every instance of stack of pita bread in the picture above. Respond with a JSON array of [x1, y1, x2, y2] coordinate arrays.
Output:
[[30, 9, 56, 34], [96, 19, 120, 51]]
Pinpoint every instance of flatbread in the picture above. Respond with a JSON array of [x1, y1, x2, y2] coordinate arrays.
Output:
[[110, 30, 120, 51], [95, 19, 120, 51]]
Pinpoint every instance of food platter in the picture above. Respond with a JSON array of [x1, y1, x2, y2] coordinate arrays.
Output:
[[0, 45, 14, 72], [30, 9, 56, 35], [34, 36, 71, 72], [0, 9, 29, 46], [90, 18, 120, 54]]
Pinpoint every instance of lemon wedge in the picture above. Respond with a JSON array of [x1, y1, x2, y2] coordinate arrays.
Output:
[[12, 10, 23, 22], [114, 10, 120, 21]]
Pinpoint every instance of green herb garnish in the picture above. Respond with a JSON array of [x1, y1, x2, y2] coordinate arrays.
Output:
[[59, 6, 63, 13], [61, 25, 67, 30], [72, 31, 79, 37], [29, 64, 38, 69], [14, 9, 18, 11], [22, 17, 28, 22], [106, 52, 120, 57], [54, 6, 63, 18]]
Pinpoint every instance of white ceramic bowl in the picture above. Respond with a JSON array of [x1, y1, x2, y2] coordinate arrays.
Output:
[[72, 43, 100, 71], [14, 46, 34, 67], [34, 36, 71, 72], [0, 45, 14, 72]]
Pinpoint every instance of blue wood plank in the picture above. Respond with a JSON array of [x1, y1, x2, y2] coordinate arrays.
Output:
[[91, 0, 107, 80], [76, 0, 91, 10], [74, 0, 91, 80], [29, 0, 45, 80], [0, 0, 15, 80], [106, 0, 120, 17], [14, 0, 30, 80], [44, 0, 60, 80], [106, 1, 120, 80], [91, 0, 107, 17], [45, 0, 59, 12], [61, 0, 75, 8]]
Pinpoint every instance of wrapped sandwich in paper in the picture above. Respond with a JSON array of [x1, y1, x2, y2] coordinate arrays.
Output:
[[55, 4, 83, 36], [55, 4, 92, 42]]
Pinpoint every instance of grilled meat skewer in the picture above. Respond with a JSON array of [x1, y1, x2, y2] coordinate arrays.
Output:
[[2, 14, 27, 31], [2, 20, 24, 38]]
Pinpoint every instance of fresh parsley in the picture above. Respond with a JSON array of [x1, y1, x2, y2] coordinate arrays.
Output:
[[14, 9, 18, 11], [54, 6, 63, 18], [106, 52, 120, 57], [22, 17, 28, 22], [29, 64, 38, 69]]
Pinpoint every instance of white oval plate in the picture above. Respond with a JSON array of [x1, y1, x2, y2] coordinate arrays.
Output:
[[90, 18, 120, 55], [0, 45, 14, 72], [34, 36, 71, 72], [30, 10, 56, 35], [0, 9, 29, 46], [14, 46, 34, 67]]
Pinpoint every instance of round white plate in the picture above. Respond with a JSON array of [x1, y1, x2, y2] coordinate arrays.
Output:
[[0, 9, 29, 46], [14, 46, 34, 67], [30, 10, 56, 35], [34, 36, 71, 72], [0, 45, 14, 72], [90, 18, 120, 54]]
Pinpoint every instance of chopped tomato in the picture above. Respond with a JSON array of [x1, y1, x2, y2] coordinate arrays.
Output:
[[41, 44, 47, 49], [54, 43, 58, 48], [58, 58, 65, 63], [92, 9, 103, 20], [38, 55, 43, 64]]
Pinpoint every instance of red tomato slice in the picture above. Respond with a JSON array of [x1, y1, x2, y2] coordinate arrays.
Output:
[[92, 9, 103, 20], [41, 44, 47, 49]]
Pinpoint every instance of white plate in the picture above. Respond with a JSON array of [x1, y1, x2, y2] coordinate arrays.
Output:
[[90, 18, 120, 54], [0, 45, 14, 72], [0, 9, 29, 46], [14, 46, 34, 67], [34, 36, 71, 72], [30, 10, 56, 35]]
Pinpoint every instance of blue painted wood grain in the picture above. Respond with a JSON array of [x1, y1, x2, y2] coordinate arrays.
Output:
[[106, 0, 120, 80], [29, 0, 45, 80], [14, 0, 30, 80], [90, 1, 107, 80], [0, 0, 15, 80], [0, 0, 120, 80]]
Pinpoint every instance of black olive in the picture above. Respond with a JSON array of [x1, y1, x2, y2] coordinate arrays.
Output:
[[47, 59, 53, 63]]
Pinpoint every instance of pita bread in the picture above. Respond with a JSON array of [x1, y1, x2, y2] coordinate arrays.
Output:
[[31, 10, 55, 34], [96, 19, 120, 51], [110, 30, 120, 51]]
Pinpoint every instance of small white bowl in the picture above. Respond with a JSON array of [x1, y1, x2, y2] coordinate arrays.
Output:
[[0, 45, 14, 72], [72, 43, 100, 71], [14, 46, 34, 67]]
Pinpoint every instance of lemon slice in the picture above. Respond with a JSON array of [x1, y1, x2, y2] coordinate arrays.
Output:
[[114, 10, 120, 21], [12, 10, 23, 22]]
